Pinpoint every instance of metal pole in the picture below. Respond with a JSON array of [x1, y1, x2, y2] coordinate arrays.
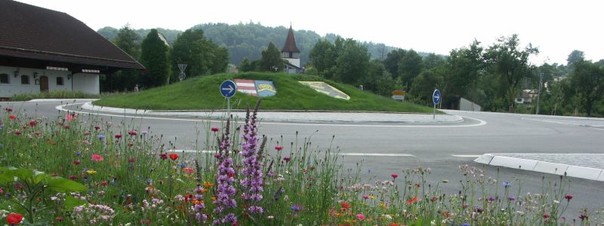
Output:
[[227, 97, 231, 116], [433, 104, 436, 120], [536, 73, 542, 115]]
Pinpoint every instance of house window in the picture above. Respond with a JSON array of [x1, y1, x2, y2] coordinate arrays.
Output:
[[57, 77, 64, 86], [0, 73, 9, 84], [21, 75, 30, 84]]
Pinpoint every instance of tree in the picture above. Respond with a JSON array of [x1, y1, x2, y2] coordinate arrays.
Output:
[[443, 40, 484, 109], [309, 39, 336, 78], [259, 42, 285, 72], [409, 70, 444, 105], [398, 49, 423, 91], [570, 60, 604, 116], [359, 59, 398, 96], [383, 49, 406, 78], [483, 34, 538, 112], [334, 38, 370, 84], [140, 29, 170, 88], [171, 29, 228, 81], [105, 25, 141, 92]]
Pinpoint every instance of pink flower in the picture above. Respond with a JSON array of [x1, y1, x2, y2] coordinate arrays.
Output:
[[356, 213, 365, 221], [391, 173, 398, 179], [275, 145, 283, 151], [128, 130, 137, 136], [564, 194, 573, 201], [211, 127, 219, 132], [114, 134, 122, 139], [66, 113, 75, 122], [91, 154, 104, 162], [28, 119, 37, 127]]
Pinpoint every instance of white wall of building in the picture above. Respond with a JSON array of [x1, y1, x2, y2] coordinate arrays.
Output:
[[0, 66, 100, 97], [72, 73, 100, 95]]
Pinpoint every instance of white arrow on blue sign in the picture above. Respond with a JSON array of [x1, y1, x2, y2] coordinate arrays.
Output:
[[220, 80, 237, 98], [432, 89, 441, 105]]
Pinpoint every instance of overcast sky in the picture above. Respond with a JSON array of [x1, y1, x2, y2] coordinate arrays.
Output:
[[17, 0, 603, 65]]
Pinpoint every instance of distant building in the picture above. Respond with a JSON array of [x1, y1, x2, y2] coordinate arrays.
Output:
[[0, 0, 144, 99], [281, 25, 302, 74]]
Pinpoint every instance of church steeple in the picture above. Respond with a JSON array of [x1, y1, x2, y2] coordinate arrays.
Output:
[[281, 25, 300, 54], [281, 25, 301, 72]]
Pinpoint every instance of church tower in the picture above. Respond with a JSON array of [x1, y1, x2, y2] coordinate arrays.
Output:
[[281, 25, 301, 73]]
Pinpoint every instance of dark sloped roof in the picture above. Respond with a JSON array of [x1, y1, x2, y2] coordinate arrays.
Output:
[[0, 0, 144, 71], [281, 25, 300, 53]]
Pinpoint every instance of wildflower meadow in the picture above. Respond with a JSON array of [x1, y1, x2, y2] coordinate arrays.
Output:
[[0, 101, 603, 225]]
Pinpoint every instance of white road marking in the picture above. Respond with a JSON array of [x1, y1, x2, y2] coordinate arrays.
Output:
[[452, 155, 481, 158], [56, 103, 487, 128], [338, 153, 415, 157]]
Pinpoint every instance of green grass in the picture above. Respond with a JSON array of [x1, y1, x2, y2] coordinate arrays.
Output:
[[10, 90, 99, 101], [94, 72, 433, 113]]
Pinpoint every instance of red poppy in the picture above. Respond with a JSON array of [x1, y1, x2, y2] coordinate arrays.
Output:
[[91, 154, 104, 162], [169, 153, 179, 161], [114, 134, 122, 139], [6, 212, 23, 224], [183, 167, 194, 174], [9, 114, 16, 120], [211, 127, 219, 132], [406, 196, 419, 205], [391, 173, 398, 179], [275, 145, 284, 151], [340, 201, 351, 210], [28, 119, 37, 127], [128, 130, 137, 136]]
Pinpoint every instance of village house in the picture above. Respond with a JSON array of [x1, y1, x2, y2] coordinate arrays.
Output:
[[0, 0, 144, 99]]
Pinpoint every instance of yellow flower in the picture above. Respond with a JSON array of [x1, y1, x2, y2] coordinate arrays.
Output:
[[86, 169, 97, 175]]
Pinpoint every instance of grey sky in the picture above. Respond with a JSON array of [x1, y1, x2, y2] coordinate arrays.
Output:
[[17, 0, 603, 65]]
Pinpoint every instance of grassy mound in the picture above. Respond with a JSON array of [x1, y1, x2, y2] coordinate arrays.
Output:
[[94, 73, 432, 113]]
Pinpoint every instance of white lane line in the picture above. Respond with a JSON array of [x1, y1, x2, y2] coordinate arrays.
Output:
[[338, 153, 415, 157], [452, 155, 481, 158]]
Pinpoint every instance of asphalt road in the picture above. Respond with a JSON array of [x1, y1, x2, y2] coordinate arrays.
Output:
[[3, 99, 604, 221]]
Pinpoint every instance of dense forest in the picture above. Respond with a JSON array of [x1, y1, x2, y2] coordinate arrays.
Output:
[[98, 22, 410, 66], [98, 23, 604, 117]]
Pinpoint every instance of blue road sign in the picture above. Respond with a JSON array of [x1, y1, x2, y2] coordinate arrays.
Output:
[[432, 89, 441, 105], [220, 80, 237, 98]]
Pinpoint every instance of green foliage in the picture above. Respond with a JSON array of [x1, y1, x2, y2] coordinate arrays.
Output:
[[170, 29, 229, 82], [140, 29, 170, 88], [334, 38, 371, 84], [569, 60, 604, 116], [483, 34, 538, 112], [103, 25, 142, 92], [260, 42, 285, 72]]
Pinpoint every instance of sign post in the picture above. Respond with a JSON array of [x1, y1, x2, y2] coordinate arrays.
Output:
[[177, 64, 187, 81], [220, 80, 237, 115], [432, 89, 441, 119]]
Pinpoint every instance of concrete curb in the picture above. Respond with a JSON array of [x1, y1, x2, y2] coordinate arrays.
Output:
[[78, 102, 465, 124], [474, 154, 604, 182]]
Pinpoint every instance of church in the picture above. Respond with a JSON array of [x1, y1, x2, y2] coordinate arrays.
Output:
[[281, 26, 303, 74]]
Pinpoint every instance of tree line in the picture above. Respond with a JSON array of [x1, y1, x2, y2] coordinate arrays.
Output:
[[304, 35, 604, 117], [102, 27, 229, 92], [102, 24, 604, 117]]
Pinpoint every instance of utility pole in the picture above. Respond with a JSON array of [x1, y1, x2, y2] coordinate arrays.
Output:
[[536, 73, 542, 115]]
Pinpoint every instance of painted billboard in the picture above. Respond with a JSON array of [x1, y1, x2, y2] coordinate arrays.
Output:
[[298, 81, 350, 100]]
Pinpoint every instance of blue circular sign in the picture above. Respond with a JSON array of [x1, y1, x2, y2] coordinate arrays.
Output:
[[220, 80, 237, 98], [432, 89, 441, 105]]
